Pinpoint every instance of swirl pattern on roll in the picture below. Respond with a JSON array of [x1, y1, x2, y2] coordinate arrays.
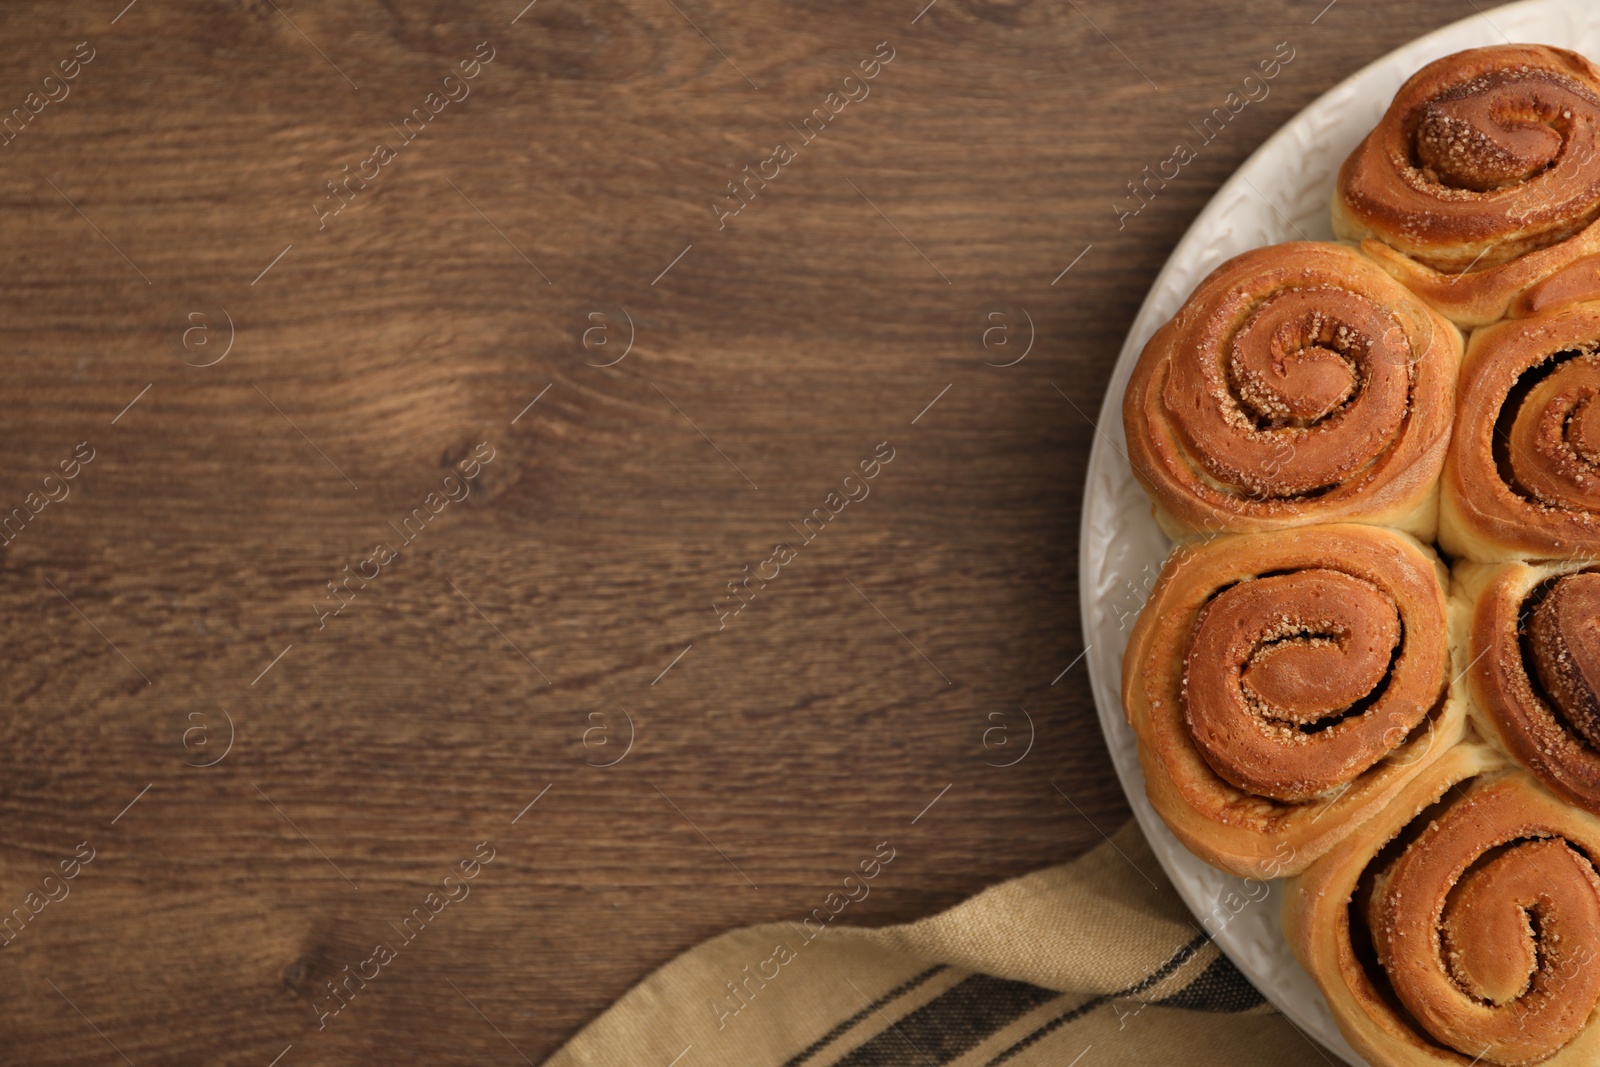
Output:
[[1527, 573, 1600, 744], [1123, 242, 1459, 540], [1287, 746, 1600, 1067], [1441, 301, 1600, 561], [1121, 524, 1459, 878], [1335, 44, 1600, 327], [1463, 560, 1600, 815], [1371, 780, 1600, 1064]]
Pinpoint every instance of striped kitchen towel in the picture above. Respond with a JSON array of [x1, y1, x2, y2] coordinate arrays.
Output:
[[544, 821, 1330, 1066]]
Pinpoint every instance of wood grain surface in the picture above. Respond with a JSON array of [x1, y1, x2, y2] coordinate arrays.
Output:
[[0, 1, 1493, 1062]]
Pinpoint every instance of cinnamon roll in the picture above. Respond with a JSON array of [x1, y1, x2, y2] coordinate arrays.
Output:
[[1121, 524, 1461, 878], [1123, 242, 1459, 541], [1286, 744, 1600, 1067], [1458, 559, 1600, 816], [1440, 300, 1600, 561], [1335, 44, 1600, 328]]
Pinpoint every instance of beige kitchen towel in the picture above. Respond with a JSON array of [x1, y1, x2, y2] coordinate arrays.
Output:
[[544, 821, 1338, 1066]]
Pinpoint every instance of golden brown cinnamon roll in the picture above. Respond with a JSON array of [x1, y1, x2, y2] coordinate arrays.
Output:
[[1458, 559, 1600, 816], [1121, 524, 1461, 878], [1335, 44, 1600, 328], [1440, 300, 1600, 561], [1123, 242, 1460, 541], [1286, 744, 1600, 1067]]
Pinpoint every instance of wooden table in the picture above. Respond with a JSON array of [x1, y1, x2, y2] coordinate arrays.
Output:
[[0, 1, 1480, 1062]]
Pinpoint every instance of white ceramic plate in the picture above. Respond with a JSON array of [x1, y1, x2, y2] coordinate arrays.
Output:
[[1078, 2, 1600, 1062]]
